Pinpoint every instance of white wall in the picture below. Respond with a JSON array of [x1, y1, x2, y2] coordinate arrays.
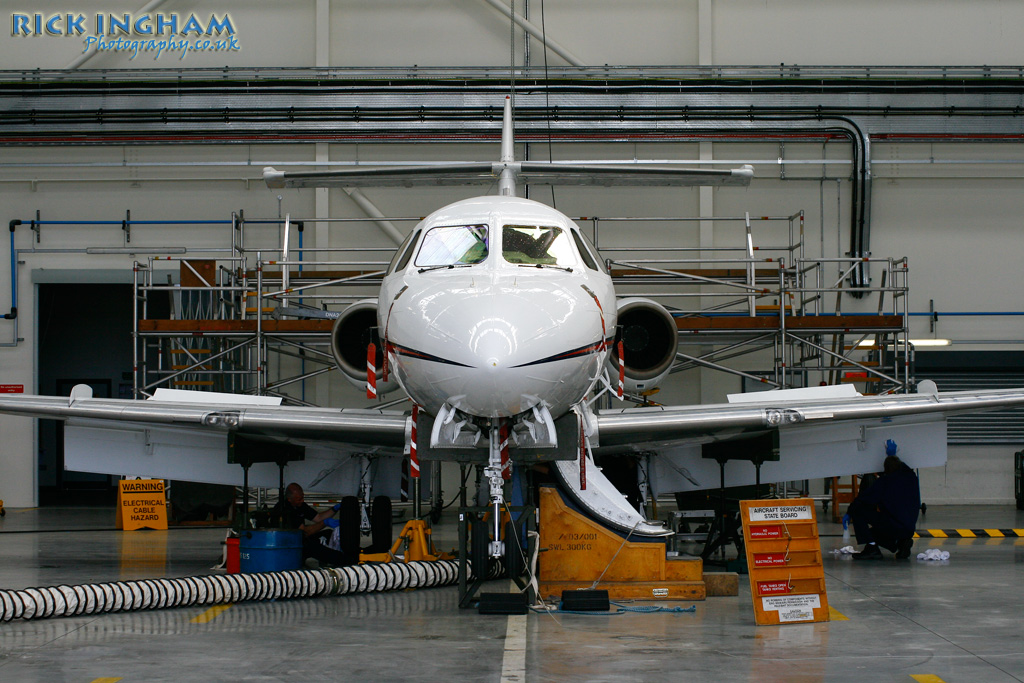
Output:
[[1, 2, 1023, 506]]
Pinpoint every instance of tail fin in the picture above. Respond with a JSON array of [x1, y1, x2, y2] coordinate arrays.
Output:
[[497, 95, 517, 197]]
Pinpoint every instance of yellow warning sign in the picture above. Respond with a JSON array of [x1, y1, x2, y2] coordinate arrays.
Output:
[[740, 498, 829, 626], [116, 479, 168, 531]]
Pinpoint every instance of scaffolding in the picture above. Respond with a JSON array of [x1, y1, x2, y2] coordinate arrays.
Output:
[[132, 209, 910, 403], [589, 212, 910, 395]]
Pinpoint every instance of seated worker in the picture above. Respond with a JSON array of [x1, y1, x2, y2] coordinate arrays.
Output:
[[846, 441, 921, 560], [273, 482, 352, 568]]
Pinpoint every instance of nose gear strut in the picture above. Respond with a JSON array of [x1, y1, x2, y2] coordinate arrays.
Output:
[[484, 418, 510, 558]]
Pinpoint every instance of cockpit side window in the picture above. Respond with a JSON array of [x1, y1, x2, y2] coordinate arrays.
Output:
[[502, 225, 574, 266], [414, 224, 489, 267], [388, 229, 421, 275], [578, 229, 608, 273], [571, 229, 599, 271]]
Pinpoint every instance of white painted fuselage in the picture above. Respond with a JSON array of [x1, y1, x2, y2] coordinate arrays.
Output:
[[379, 195, 616, 421]]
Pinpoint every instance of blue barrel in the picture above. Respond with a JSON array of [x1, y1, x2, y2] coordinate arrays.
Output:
[[239, 530, 303, 573]]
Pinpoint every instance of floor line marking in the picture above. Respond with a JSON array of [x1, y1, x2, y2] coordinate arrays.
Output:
[[500, 580, 527, 683], [89, 679, 123, 683], [190, 604, 233, 624], [828, 606, 849, 621], [910, 675, 947, 683]]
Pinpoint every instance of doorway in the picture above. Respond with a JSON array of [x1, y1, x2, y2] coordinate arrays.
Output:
[[37, 283, 133, 505]]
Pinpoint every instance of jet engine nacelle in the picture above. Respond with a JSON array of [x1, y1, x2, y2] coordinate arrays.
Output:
[[608, 297, 678, 394], [330, 299, 400, 397]]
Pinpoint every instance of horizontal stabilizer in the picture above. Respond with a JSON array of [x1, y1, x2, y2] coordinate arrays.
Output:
[[263, 162, 753, 189]]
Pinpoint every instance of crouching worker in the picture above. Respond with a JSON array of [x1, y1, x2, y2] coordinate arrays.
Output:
[[273, 482, 352, 568], [847, 440, 921, 560]]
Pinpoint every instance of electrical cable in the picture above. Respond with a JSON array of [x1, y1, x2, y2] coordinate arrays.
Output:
[[0, 558, 506, 622], [437, 465, 473, 512], [611, 602, 696, 614]]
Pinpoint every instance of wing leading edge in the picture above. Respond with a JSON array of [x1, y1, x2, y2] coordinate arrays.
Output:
[[594, 387, 1024, 447], [0, 393, 409, 448]]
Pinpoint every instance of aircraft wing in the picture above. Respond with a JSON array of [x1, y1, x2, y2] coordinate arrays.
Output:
[[595, 387, 1024, 446], [0, 391, 409, 494], [583, 386, 1024, 495], [263, 162, 753, 189]]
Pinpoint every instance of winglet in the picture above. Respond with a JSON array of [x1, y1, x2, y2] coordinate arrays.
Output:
[[69, 384, 93, 405]]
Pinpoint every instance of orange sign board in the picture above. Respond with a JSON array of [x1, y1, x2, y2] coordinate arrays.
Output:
[[116, 479, 168, 531], [740, 498, 829, 625]]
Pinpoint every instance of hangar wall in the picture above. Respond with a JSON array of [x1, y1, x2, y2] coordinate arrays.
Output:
[[1, 1, 1022, 506]]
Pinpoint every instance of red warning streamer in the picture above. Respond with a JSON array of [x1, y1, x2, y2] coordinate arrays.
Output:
[[500, 420, 511, 481], [579, 417, 587, 491], [410, 404, 420, 479], [366, 342, 377, 399], [617, 340, 625, 399]]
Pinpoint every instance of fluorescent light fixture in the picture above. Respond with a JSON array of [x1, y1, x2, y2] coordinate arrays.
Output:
[[86, 247, 187, 255], [858, 338, 951, 347]]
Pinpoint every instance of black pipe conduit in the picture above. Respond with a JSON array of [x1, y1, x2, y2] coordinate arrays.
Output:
[[4, 220, 18, 320], [0, 559, 505, 622]]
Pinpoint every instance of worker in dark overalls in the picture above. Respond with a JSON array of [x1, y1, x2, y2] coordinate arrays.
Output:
[[273, 482, 353, 568], [847, 440, 921, 560]]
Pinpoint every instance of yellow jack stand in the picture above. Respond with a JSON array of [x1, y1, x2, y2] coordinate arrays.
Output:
[[360, 519, 454, 564], [537, 486, 706, 601]]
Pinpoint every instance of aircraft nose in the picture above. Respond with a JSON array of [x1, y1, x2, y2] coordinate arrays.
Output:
[[469, 313, 520, 369], [395, 278, 606, 418]]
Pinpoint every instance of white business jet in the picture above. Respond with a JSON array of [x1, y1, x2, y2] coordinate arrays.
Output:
[[2, 98, 1024, 554]]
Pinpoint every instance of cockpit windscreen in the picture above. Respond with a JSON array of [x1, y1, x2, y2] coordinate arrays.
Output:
[[414, 224, 489, 267], [502, 225, 574, 267]]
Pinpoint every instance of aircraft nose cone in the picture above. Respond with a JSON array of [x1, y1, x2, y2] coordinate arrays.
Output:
[[470, 319, 519, 369]]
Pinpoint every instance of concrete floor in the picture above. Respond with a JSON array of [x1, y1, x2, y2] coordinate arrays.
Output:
[[1, 504, 1022, 683]]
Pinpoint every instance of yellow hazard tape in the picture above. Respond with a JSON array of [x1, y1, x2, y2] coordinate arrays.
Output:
[[910, 675, 947, 683]]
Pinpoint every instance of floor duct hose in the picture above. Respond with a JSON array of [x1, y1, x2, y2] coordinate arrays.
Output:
[[0, 559, 506, 622]]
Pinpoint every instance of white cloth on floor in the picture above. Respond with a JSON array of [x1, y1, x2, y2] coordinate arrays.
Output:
[[832, 545, 857, 554], [916, 548, 950, 561]]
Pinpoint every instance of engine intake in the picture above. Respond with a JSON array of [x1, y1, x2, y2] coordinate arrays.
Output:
[[609, 297, 678, 393], [330, 299, 399, 396]]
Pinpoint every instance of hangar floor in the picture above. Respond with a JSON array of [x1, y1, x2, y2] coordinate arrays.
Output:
[[0, 504, 1022, 683]]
